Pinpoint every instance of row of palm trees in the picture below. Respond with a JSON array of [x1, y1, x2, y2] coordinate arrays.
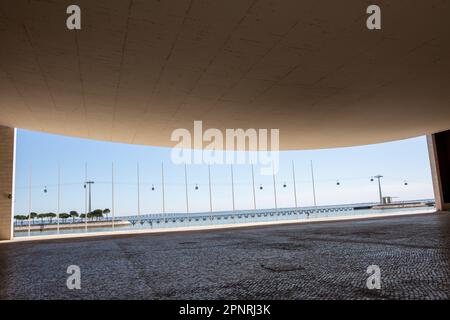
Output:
[[14, 208, 111, 225]]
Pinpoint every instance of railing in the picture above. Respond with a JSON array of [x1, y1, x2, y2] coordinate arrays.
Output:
[[13, 201, 436, 237]]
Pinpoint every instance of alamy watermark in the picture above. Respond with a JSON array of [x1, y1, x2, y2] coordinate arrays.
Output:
[[366, 5, 381, 30], [65, 4, 381, 31], [66, 265, 81, 290], [171, 121, 280, 175], [366, 265, 381, 290], [66, 5, 81, 30]]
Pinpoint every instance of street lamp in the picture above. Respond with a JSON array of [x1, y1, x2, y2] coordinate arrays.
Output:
[[372, 175, 383, 204], [84, 180, 95, 214]]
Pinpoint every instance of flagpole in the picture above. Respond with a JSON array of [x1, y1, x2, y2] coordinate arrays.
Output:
[[251, 164, 257, 210], [112, 162, 115, 231], [84, 162, 88, 232], [311, 160, 317, 206], [292, 161, 298, 208], [208, 164, 213, 212], [161, 162, 166, 218], [28, 164, 32, 237], [184, 164, 189, 214], [137, 163, 141, 223], [272, 166, 278, 213], [57, 163, 61, 234], [230, 164, 235, 211]]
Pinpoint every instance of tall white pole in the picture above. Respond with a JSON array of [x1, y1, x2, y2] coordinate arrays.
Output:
[[184, 164, 189, 214], [311, 160, 317, 206], [272, 166, 278, 213], [375, 175, 384, 203], [137, 163, 141, 222], [251, 164, 256, 210], [57, 163, 61, 234], [84, 163, 88, 232], [161, 162, 166, 218], [231, 164, 235, 211], [28, 164, 32, 237], [208, 164, 213, 212], [292, 161, 298, 208], [112, 162, 115, 231]]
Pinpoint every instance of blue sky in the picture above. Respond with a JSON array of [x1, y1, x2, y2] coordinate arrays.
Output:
[[13, 129, 434, 216]]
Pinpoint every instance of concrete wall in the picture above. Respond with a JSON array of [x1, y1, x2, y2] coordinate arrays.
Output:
[[0, 126, 15, 240], [428, 131, 450, 211]]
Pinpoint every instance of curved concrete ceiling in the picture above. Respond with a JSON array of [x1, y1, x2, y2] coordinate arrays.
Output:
[[0, 0, 449, 150]]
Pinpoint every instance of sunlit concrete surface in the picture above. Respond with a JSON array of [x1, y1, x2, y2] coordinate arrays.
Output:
[[0, 126, 14, 241], [0, 212, 448, 300]]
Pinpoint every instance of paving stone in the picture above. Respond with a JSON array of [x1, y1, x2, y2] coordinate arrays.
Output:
[[0, 213, 448, 300]]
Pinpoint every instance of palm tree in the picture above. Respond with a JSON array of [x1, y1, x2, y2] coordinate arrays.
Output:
[[29, 212, 37, 225], [21, 215, 28, 225], [103, 208, 111, 220], [37, 213, 47, 224], [47, 212, 57, 224], [59, 213, 70, 223], [92, 209, 103, 221], [14, 215, 27, 226], [70, 211, 79, 223]]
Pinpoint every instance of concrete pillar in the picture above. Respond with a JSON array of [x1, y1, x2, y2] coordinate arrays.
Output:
[[0, 125, 15, 240], [427, 130, 450, 211]]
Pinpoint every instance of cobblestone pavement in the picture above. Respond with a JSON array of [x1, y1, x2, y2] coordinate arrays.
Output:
[[0, 212, 449, 300]]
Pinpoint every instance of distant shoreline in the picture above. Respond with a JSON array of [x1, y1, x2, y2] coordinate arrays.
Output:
[[5, 208, 437, 243]]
